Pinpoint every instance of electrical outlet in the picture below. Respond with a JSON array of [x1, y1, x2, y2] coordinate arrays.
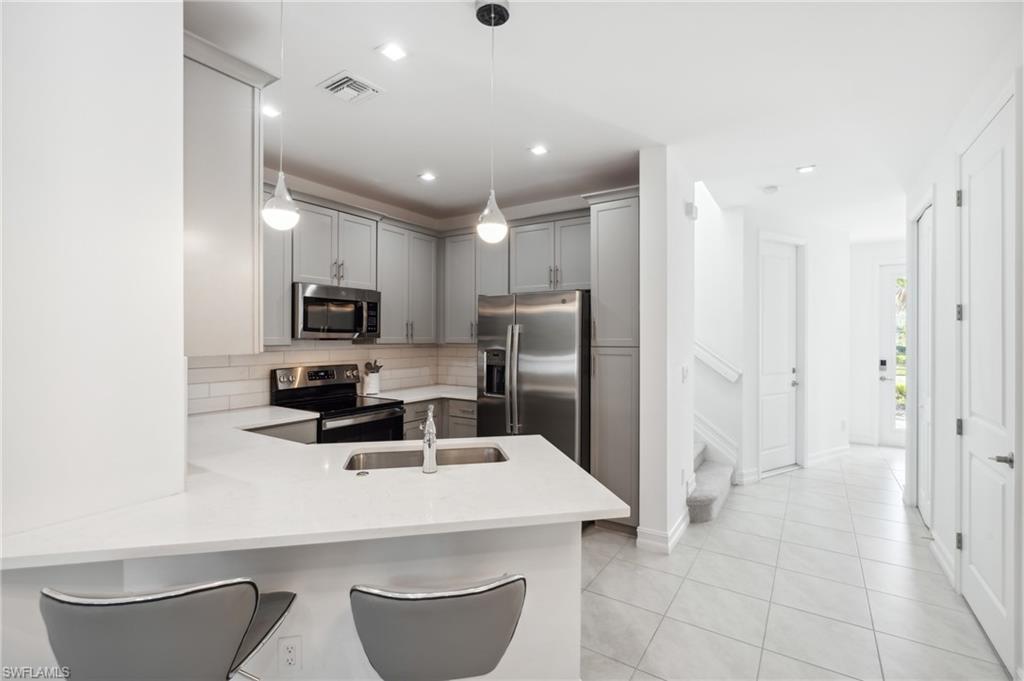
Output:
[[279, 635, 302, 675]]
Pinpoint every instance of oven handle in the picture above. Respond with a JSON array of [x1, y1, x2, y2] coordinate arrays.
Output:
[[322, 407, 405, 431]]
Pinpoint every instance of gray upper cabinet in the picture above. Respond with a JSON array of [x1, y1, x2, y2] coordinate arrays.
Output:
[[292, 201, 337, 286], [293, 202, 377, 289], [476, 237, 509, 296], [510, 217, 590, 293], [337, 213, 377, 290], [510, 222, 555, 293], [554, 217, 591, 290], [377, 224, 411, 343], [263, 192, 292, 346], [590, 346, 639, 527], [444, 234, 477, 344], [377, 224, 436, 344], [409, 232, 437, 343], [183, 54, 267, 357], [590, 197, 639, 347]]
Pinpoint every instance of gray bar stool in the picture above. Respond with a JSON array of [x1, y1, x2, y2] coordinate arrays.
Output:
[[350, 574, 526, 681], [39, 578, 295, 681]]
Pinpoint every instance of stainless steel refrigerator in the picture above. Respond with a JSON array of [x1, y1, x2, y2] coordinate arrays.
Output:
[[477, 290, 590, 466]]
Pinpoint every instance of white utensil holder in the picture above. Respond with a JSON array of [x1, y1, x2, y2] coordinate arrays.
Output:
[[364, 373, 380, 395]]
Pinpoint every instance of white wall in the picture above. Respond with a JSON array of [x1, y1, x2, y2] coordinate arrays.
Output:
[[738, 207, 852, 478], [1, 2, 186, 534], [903, 33, 1022, 598], [693, 182, 744, 459], [638, 146, 694, 553], [849, 240, 906, 445]]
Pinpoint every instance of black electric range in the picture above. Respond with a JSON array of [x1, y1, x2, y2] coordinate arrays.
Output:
[[269, 364, 405, 443]]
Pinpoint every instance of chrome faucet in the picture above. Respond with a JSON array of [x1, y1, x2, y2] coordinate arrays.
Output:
[[420, 404, 438, 474]]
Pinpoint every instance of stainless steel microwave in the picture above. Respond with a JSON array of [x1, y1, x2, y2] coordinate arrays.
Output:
[[293, 283, 380, 341]]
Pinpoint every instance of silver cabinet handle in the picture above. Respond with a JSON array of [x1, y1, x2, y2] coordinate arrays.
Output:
[[405, 321, 410, 341], [989, 453, 1014, 468], [554, 265, 560, 288], [410, 321, 414, 342], [339, 259, 345, 281], [332, 260, 339, 282], [592, 353, 597, 377], [548, 265, 553, 287], [592, 319, 597, 341]]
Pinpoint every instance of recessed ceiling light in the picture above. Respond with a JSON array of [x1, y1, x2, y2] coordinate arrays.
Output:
[[419, 171, 436, 182], [378, 42, 407, 62], [261, 104, 281, 118], [796, 164, 816, 174], [763, 185, 779, 195], [529, 144, 548, 156]]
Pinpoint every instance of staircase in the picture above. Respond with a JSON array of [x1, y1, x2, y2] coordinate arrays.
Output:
[[686, 437, 735, 523]]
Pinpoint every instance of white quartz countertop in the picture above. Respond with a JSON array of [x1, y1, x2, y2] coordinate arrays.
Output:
[[1, 407, 627, 570], [373, 384, 476, 403]]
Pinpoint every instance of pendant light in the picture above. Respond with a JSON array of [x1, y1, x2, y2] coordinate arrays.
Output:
[[476, 1, 510, 244], [261, 0, 300, 231]]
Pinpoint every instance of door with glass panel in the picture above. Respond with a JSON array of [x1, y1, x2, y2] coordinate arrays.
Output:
[[878, 264, 907, 447]]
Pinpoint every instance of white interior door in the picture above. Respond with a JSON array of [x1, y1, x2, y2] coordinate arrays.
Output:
[[760, 241, 799, 472], [878, 265, 908, 447], [959, 98, 1016, 669], [916, 206, 935, 527]]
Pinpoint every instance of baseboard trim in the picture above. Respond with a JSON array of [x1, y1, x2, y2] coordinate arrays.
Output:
[[930, 537, 957, 587], [636, 513, 688, 555], [733, 467, 760, 486], [806, 444, 849, 465], [694, 412, 739, 465]]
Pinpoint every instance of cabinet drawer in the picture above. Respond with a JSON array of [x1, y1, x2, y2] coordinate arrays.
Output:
[[447, 400, 477, 419], [405, 400, 442, 422]]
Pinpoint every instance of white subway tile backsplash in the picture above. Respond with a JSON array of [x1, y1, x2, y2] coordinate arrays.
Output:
[[187, 344, 450, 415]]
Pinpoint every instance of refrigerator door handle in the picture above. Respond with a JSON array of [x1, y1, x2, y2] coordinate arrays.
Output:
[[504, 323, 514, 434], [510, 323, 522, 434]]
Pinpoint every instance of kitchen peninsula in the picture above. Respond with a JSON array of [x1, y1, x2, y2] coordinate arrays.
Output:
[[1, 407, 628, 679]]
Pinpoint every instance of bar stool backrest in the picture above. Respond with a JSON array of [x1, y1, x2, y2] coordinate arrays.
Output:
[[39, 578, 258, 681], [350, 575, 526, 681]]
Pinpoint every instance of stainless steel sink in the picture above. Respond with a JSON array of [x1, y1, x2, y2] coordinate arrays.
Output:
[[344, 446, 508, 471]]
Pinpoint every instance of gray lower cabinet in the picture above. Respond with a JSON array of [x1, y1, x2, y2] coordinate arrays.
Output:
[[590, 346, 639, 527], [402, 399, 477, 440]]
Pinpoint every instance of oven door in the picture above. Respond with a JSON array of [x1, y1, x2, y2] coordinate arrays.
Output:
[[318, 407, 405, 443]]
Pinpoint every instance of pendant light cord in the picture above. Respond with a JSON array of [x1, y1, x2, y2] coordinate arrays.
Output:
[[278, 0, 285, 175], [488, 8, 495, 193]]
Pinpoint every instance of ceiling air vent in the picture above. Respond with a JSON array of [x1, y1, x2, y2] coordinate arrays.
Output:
[[317, 71, 384, 104]]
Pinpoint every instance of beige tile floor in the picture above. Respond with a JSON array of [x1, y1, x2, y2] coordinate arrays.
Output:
[[579, 446, 1011, 681]]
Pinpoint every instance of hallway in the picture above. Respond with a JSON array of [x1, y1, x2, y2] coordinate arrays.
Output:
[[580, 446, 1008, 680]]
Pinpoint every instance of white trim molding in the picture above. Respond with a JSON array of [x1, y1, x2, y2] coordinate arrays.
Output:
[[694, 411, 739, 465], [734, 467, 761, 486], [695, 340, 742, 383], [636, 513, 688, 556]]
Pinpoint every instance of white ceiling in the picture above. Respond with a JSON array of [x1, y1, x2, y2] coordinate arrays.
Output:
[[185, 1, 1020, 236]]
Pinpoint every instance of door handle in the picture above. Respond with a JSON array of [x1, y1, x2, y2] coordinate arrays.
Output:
[[989, 453, 1015, 468], [879, 376, 890, 382], [504, 324, 514, 434], [791, 380, 800, 387], [510, 323, 522, 435]]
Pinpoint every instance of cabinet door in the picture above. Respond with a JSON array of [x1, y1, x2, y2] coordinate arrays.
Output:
[[591, 347, 639, 527], [408, 232, 437, 343], [448, 416, 477, 438], [509, 222, 555, 293], [591, 198, 639, 346], [263, 192, 292, 346], [403, 419, 424, 441], [554, 217, 591, 290], [184, 59, 260, 357], [476, 236, 509, 296], [338, 212, 377, 290], [444, 234, 477, 343], [292, 201, 338, 286], [377, 224, 410, 343]]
